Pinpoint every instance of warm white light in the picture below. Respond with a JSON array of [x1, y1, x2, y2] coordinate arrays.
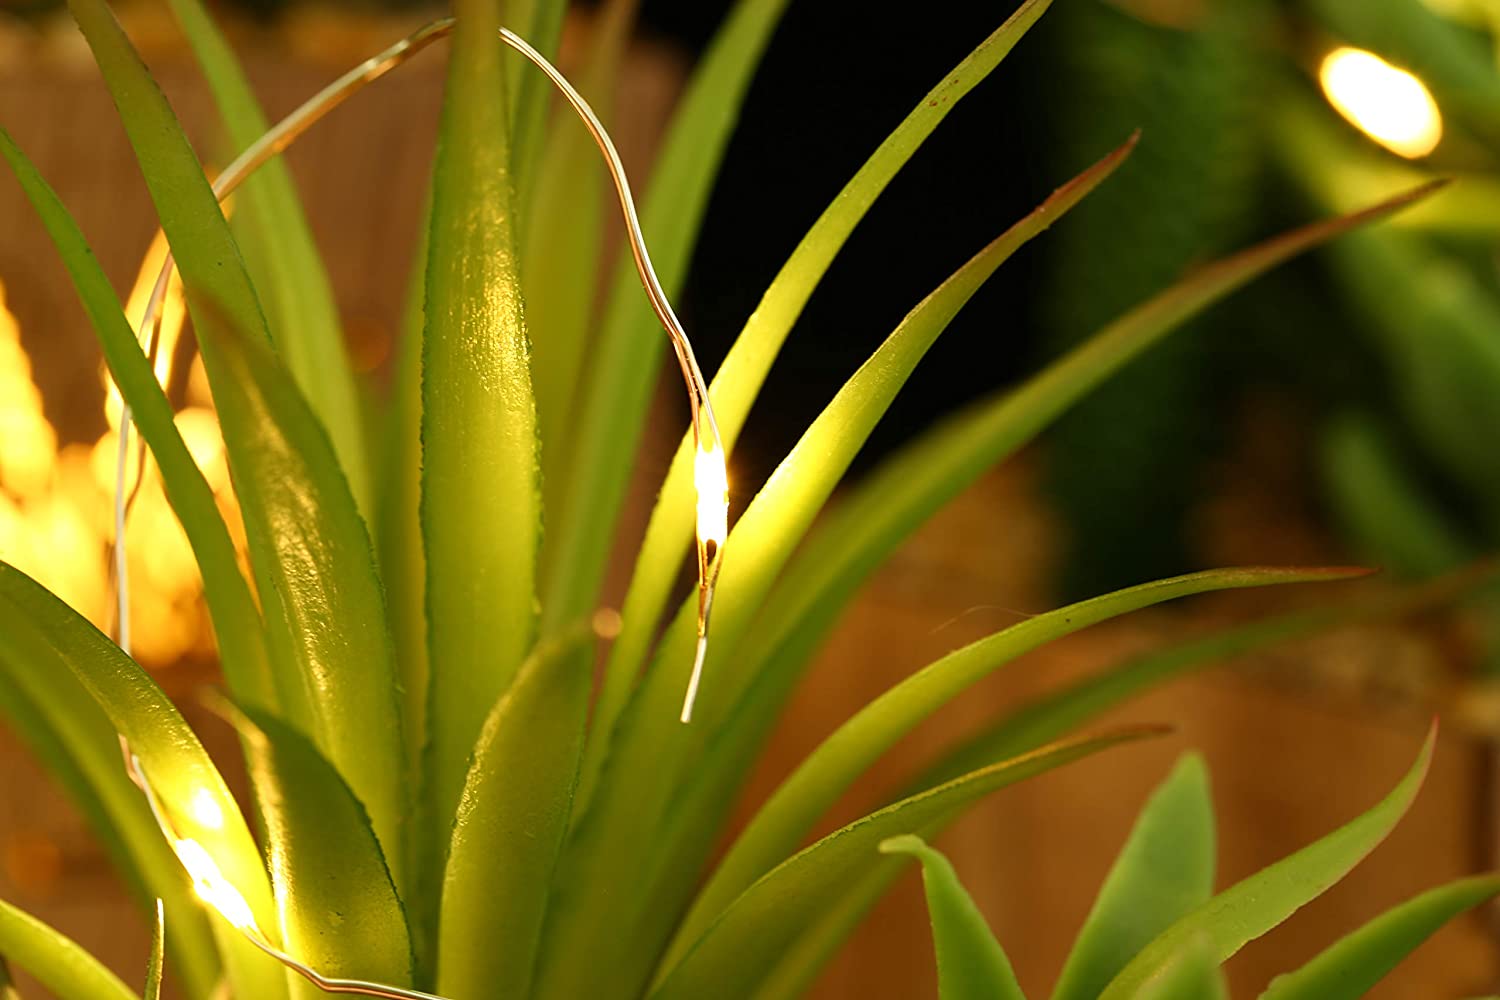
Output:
[[173, 838, 256, 931], [188, 787, 225, 831], [1320, 47, 1442, 159], [104, 231, 186, 431], [694, 443, 729, 551]]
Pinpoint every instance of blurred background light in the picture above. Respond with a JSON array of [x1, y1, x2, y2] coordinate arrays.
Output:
[[1319, 46, 1443, 159]]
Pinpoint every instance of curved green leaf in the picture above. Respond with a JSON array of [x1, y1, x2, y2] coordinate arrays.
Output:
[[649, 727, 1164, 999], [1260, 874, 1500, 1000], [0, 126, 272, 709], [914, 561, 1499, 791], [420, 0, 541, 915], [195, 304, 406, 882], [588, 0, 1054, 790], [509, 0, 569, 196], [164, 0, 369, 513], [217, 699, 412, 998], [437, 627, 593, 1000], [543, 136, 1130, 1000], [724, 183, 1443, 771], [674, 567, 1334, 963], [1098, 723, 1438, 1000], [1137, 935, 1226, 1000], [650, 185, 1446, 881], [879, 835, 1025, 1000], [144, 900, 164, 1000], [0, 634, 221, 999], [1052, 754, 1215, 1000], [0, 897, 136, 1000], [0, 561, 284, 998], [537, 0, 794, 641], [64, 0, 406, 886]]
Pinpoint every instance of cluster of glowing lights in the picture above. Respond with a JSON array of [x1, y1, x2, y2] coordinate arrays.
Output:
[[0, 265, 243, 667], [1319, 46, 1443, 159]]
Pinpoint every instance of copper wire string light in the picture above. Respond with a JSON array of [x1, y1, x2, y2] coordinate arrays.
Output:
[[109, 17, 729, 996]]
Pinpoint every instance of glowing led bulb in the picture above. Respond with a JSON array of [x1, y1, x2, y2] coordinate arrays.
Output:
[[173, 839, 256, 931], [1320, 47, 1442, 159], [188, 787, 225, 831], [694, 442, 729, 553]]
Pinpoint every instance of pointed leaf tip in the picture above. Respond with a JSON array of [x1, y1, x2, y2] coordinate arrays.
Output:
[[878, 835, 1025, 1000]]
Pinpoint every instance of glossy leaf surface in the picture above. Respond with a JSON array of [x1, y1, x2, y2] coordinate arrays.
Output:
[[437, 629, 592, 1000], [0, 562, 284, 998], [420, 0, 541, 885], [224, 701, 412, 997]]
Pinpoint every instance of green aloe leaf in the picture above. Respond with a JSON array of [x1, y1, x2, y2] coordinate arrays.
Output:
[[214, 698, 412, 998], [0, 562, 285, 999], [878, 835, 1025, 1000], [588, 0, 1053, 786], [1098, 724, 1438, 999], [1137, 936, 1227, 1000], [649, 727, 1164, 999], [1260, 874, 1500, 1000], [674, 567, 1335, 964], [724, 183, 1442, 775], [164, 0, 370, 513], [1052, 754, 1216, 1000], [437, 627, 593, 1000], [64, 0, 406, 882], [144, 900, 164, 1000], [0, 612, 220, 999], [543, 134, 1131, 1000], [666, 185, 1444, 864], [420, 0, 541, 913], [537, 0, 794, 639], [915, 560, 1496, 790], [0, 897, 136, 1000], [526, 0, 637, 517], [195, 305, 407, 877], [0, 127, 272, 710]]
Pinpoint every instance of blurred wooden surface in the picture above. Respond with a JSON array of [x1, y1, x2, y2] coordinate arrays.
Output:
[[0, 10, 1496, 1000]]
